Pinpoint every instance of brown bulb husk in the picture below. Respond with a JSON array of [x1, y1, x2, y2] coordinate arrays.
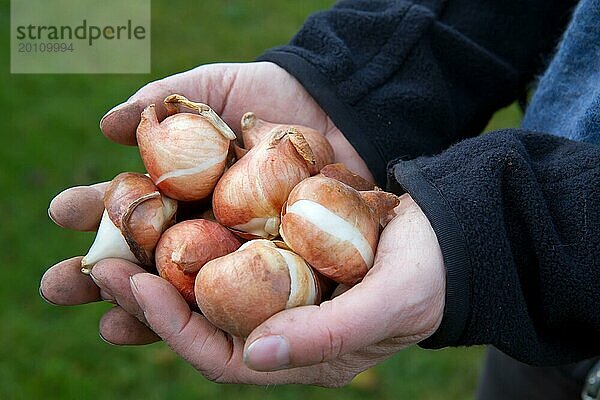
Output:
[[136, 94, 236, 201], [280, 175, 399, 285], [195, 240, 321, 338], [155, 219, 241, 308], [318, 163, 376, 191], [240, 112, 334, 173], [81, 173, 177, 273], [212, 128, 316, 239]]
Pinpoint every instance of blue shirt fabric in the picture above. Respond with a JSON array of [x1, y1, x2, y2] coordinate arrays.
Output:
[[522, 0, 600, 144]]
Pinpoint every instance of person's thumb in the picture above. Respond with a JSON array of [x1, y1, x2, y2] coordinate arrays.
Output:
[[243, 198, 446, 372], [241, 278, 403, 371]]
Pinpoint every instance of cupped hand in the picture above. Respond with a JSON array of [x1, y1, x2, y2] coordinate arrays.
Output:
[[41, 188, 445, 387], [40, 61, 445, 386], [101, 62, 374, 182], [42, 60, 374, 346]]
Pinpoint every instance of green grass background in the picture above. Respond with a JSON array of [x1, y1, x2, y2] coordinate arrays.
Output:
[[1, 1, 522, 398]]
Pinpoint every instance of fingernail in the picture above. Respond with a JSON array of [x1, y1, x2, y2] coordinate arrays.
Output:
[[47, 196, 68, 229], [99, 289, 115, 303], [39, 285, 58, 306], [47, 206, 59, 226], [129, 275, 144, 309], [100, 101, 129, 124], [244, 335, 290, 371], [99, 330, 115, 346]]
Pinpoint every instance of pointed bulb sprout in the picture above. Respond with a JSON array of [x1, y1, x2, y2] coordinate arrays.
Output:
[[212, 128, 317, 239], [81, 172, 177, 274], [136, 94, 236, 201], [238, 112, 334, 173]]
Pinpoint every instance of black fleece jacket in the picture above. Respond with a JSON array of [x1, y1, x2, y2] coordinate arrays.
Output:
[[259, 0, 600, 365]]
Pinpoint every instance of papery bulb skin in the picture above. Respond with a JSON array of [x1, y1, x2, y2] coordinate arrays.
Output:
[[136, 95, 236, 201], [212, 129, 316, 239], [194, 240, 320, 338], [155, 219, 241, 308], [280, 175, 398, 286], [319, 163, 376, 191], [240, 112, 334, 173], [81, 172, 177, 273]]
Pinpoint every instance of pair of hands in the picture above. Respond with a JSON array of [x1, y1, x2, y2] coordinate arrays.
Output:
[[40, 62, 446, 387]]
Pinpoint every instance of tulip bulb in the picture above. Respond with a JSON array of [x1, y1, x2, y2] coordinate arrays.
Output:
[[81, 173, 177, 273], [195, 240, 320, 338], [136, 94, 236, 201], [212, 128, 316, 239], [280, 175, 399, 285], [240, 112, 334, 173], [155, 219, 241, 308]]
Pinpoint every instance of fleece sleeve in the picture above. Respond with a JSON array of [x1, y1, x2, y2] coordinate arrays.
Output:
[[258, 0, 575, 186], [388, 129, 600, 365]]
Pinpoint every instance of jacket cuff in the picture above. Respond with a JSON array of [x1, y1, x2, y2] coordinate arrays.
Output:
[[258, 50, 388, 186], [387, 159, 472, 348]]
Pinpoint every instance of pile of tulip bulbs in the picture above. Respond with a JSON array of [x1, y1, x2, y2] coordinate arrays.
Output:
[[80, 94, 399, 338]]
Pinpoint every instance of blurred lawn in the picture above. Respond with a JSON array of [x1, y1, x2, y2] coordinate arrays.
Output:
[[1, 1, 522, 398]]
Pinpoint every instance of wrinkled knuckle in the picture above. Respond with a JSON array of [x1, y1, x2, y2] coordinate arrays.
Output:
[[163, 313, 193, 344], [197, 331, 237, 384], [192, 344, 231, 383], [210, 364, 251, 385], [316, 303, 352, 362], [320, 325, 346, 362], [205, 366, 231, 383]]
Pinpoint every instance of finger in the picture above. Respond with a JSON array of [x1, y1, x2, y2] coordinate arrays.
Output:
[[129, 275, 393, 377], [129, 273, 239, 379], [89, 259, 148, 323], [243, 204, 446, 371], [242, 287, 393, 372], [48, 182, 108, 231], [40, 256, 101, 305], [100, 65, 232, 146], [128, 273, 369, 386], [130, 267, 360, 376], [99, 306, 160, 345]]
